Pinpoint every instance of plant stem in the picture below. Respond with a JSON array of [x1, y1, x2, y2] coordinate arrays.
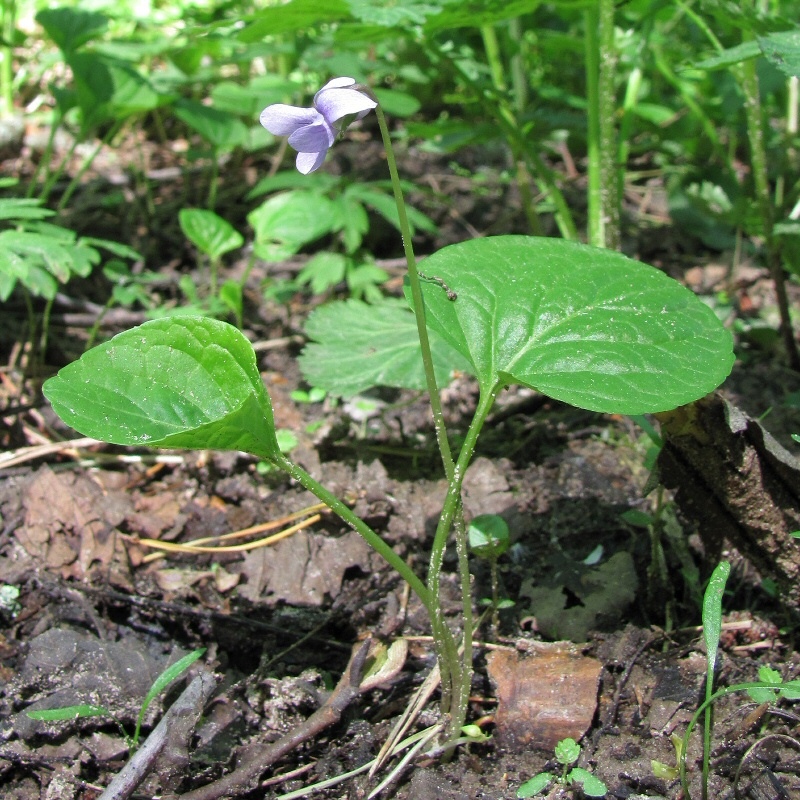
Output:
[[480, 24, 542, 236], [584, 4, 602, 247], [0, 0, 16, 118], [374, 106, 455, 481], [376, 105, 471, 730], [586, 0, 622, 248], [270, 452, 431, 612], [428, 387, 497, 736], [740, 38, 800, 369]]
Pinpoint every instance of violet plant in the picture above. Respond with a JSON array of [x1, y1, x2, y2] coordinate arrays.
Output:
[[43, 77, 735, 744]]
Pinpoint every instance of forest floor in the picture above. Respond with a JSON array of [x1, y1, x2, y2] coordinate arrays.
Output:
[[1, 122, 800, 800]]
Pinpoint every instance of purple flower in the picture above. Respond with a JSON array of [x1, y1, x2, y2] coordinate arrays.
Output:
[[259, 77, 377, 174]]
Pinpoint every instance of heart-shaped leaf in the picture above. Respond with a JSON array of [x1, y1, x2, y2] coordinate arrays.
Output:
[[415, 236, 734, 414], [179, 209, 244, 260], [299, 297, 471, 397], [43, 317, 281, 459]]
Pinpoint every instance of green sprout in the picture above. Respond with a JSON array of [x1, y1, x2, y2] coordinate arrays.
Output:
[[468, 514, 513, 635], [26, 648, 205, 750], [517, 737, 608, 798]]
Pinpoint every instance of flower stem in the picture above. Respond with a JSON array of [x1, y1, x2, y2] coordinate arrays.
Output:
[[428, 388, 497, 736], [376, 105, 478, 735], [374, 106, 455, 481]]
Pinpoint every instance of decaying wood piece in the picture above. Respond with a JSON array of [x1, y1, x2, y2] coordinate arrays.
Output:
[[655, 393, 800, 608]]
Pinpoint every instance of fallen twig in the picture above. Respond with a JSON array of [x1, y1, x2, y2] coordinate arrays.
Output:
[[175, 640, 372, 800], [98, 671, 216, 800]]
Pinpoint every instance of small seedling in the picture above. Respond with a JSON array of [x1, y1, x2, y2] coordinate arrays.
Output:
[[517, 737, 608, 798], [468, 514, 513, 634], [291, 386, 327, 404], [679, 563, 800, 797], [26, 648, 205, 750], [746, 666, 800, 703]]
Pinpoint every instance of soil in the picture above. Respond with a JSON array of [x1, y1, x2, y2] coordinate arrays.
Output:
[[1, 119, 800, 800]]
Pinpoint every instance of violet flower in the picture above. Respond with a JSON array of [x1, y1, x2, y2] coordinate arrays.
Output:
[[260, 77, 377, 174]]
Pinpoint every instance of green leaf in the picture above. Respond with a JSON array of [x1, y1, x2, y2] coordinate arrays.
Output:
[[517, 773, 554, 798], [345, 0, 447, 26], [297, 252, 348, 294], [426, 0, 539, 32], [569, 767, 608, 797], [0, 197, 55, 222], [759, 30, 800, 78], [174, 98, 249, 149], [703, 561, 731, 681], [372, 88, 421, 117], [42, 317, 282, 460], [693, 40, 761, 70], [238, 0, 350, 40], [299, 297, 471, 397], [69, 52, 165, 124], [179, 209, 244, 260], [133, 648, 205, 746], [554, 737, 581, 765], [36, 7, 108, 53], [27, 704, 111, 721], [347, 185, 437, 235], [748, 666, 782, 703], [415, 237, 734, 414], [468, 514, 510, 560], [248, 191, 338, 261], [621, 509, 654, 528]]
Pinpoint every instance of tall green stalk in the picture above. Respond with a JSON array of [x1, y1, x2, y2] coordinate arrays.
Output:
[[585, 0, 621, 250], [0, 0, 15, 118], [740, 35, 800, 369], [480, 23, 542, 236], [376, 106, 474, 734]]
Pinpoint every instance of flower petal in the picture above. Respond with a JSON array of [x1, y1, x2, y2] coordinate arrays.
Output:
[[319, 76, 357, 91], [259, 104, 320, 136], [296, 150, 327, 174], [314, 87, 377, 125], [288, 118, 334, 152]]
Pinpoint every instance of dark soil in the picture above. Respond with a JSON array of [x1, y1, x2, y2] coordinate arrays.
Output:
[[1, 121, 800, 800]]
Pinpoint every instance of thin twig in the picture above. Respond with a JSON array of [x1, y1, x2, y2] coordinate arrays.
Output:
[[175, 641, 371, 800], [98, 672, 216, 800]]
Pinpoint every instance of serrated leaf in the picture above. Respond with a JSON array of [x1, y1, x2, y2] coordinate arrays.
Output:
[[43, 317, 281, 460], [179, 209, 244, 260], [555, 737, 580, 765], [297, 252, 348, 294], [415, 236, 734, 414], [759, 30, 800, 78], [299, 297, 471, 397]]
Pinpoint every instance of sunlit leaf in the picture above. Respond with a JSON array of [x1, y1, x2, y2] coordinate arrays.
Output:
[[415, 236, 734, 414], [43, 317, 281, 460]]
